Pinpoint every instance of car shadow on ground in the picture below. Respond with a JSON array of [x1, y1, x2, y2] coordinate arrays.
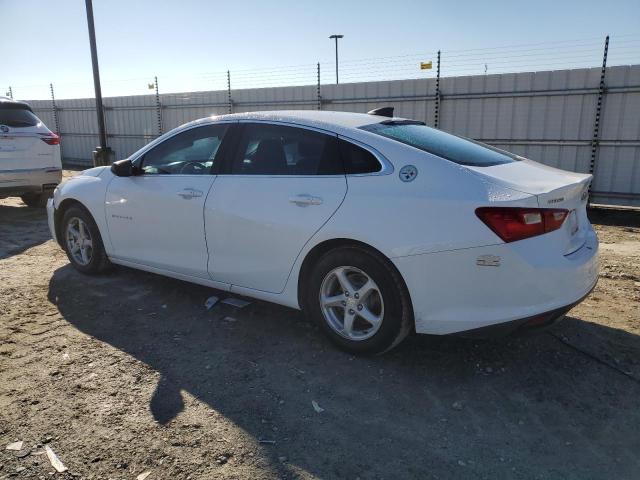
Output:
[[0, 203, 50, 259], [48, 263, 640, 479]]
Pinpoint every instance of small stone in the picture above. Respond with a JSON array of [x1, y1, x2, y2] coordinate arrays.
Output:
[[452, 401, 463, 411], [278, 456, 287, 463], [458, 460, 466, 466]]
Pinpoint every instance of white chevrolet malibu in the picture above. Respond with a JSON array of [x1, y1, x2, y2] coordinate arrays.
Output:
[[48, 110, 599, 354]]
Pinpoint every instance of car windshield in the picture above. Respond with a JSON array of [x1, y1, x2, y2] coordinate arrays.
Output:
[[360, 121, 520, 167], [0, 107, 40, 128]]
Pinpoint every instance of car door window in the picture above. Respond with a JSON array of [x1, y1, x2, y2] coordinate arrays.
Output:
[[139, 124, 228, 175], [231, 123, 341, 175]]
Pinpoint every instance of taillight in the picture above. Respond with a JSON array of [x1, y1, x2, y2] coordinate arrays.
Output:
[[475, 207, 569, 243], [41, 134, 60, 145]]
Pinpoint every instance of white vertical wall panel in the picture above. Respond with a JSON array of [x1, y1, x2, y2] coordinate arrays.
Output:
[[27, 65, 640, 206]]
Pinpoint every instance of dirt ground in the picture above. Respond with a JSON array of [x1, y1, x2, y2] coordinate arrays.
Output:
[[1, 172, 639, 480]]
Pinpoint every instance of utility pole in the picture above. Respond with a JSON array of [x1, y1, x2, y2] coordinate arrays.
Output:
[[7, 86, 13, 99], [329, 34, 343, 84], [85, 0, 114, 166]]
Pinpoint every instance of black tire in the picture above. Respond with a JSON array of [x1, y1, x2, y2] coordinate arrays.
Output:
[[303, 246, 413, 355], [61, 205, 111, 274], [20, 192, 49, 208]]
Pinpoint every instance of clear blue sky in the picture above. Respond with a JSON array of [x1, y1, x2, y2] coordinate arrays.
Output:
[[2, 0, 639, 99]]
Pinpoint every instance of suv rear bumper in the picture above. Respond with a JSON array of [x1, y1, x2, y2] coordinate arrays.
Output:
[[0, 167, 61, 198]]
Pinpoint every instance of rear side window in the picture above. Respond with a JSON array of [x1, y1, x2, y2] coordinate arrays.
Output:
[[339, 139, 381, 174], [0, 108, 40, 128], [360, 122, 519, 167], [231, 124, 342, 175]]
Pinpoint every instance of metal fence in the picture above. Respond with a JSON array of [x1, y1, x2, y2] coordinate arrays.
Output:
[[27, 64, 640, 207]]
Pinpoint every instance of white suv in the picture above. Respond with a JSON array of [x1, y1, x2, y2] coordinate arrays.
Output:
[[0, 97, 62, 207]]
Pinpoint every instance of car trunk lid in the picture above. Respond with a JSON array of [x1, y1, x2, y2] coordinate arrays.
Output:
[[467, 159, 592, 255]]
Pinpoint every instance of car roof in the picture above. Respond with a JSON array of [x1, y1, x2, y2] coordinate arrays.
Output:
[[0, 96, 33, 111], [193, 110, 408, 135]]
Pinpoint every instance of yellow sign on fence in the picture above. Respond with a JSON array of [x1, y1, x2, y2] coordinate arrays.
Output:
[[420, 61, 433, 70]]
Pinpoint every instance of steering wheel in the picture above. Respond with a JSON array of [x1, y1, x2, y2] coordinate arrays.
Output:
[[179, 161, 206, 174]]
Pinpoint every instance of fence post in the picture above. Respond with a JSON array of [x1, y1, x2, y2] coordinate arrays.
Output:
[[227, 70, 232, 114], [434, 50, 441, 129], [7, 86, 13, 99], [49, 83, 60, 135], [154, 76, 163, 136], [588, 35, 609, 203], [317, 63, 322, 110]]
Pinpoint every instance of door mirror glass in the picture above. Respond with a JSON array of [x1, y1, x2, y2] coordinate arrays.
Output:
[[111, 158, 133, 177]]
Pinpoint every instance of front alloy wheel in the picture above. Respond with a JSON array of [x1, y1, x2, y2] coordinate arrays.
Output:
[[65, 217, 93, 266], [61, 205, 111, 274]]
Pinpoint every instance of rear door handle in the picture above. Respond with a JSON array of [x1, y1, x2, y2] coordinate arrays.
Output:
[[177, 188, 204, 199], [289, 194, 323, 206]]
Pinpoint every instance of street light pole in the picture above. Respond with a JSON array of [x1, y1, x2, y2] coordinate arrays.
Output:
[[85, 0, 114, 166], [329, 34, 343, 84]]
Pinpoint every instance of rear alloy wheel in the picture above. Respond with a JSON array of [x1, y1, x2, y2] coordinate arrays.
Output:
[[61, 206, 111, 274], [320, 266, 384, 341], [305, 246, 413, 354]]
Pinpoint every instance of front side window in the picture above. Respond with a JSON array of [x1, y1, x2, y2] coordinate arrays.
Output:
[[360, 121, 520, 167], [0, 107, 40, 128], [231, 123, 341, 175], [139, 124, 228, 175]]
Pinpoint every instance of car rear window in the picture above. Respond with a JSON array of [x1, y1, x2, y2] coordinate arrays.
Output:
[[0, 107, 40, 128], [360, 121, 520, 167]]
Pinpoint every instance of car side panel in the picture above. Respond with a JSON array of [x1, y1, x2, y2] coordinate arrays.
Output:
[[51, 168, 114, 253]]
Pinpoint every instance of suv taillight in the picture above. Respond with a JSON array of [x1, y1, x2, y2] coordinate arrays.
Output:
[[41, 134, 60, 145], [475, 207, 569, 243]]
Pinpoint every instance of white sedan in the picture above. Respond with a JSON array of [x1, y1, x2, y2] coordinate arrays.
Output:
[[47, 110, 599, 354]]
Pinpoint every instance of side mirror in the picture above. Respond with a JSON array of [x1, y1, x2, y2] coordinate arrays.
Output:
[[111, 159, 133, 177]]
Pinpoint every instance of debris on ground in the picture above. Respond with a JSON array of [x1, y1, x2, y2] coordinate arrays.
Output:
[[5, 441, 23, 451], [258, 439, 276, 444], [312, 400, 324, 413], [136, 472, 151, 480], [452, 401, 463, 410], [44, 445, 68, 473], [204, 295, 219, 310], [222, 316, 237, 322], [221, 297, 251, 308]]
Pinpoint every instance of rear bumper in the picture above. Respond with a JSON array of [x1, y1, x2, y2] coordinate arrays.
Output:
[[0, 167, 61, 198], [392, 228, 599, 335]]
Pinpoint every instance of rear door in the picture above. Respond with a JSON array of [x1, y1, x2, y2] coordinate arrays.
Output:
[[205, 122, 347, 293]]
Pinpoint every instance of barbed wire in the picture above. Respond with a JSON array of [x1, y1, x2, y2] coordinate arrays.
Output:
[[4, 34, 639, 100]]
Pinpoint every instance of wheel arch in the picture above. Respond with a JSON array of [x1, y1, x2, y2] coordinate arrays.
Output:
[[54, 198, 93, 248], [296, 237, 413, 316]]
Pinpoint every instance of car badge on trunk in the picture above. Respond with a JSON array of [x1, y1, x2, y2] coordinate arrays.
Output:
[[0, 125, 9, 133]]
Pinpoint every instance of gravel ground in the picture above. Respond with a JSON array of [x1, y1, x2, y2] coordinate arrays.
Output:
[[1, 173, 639, 480]]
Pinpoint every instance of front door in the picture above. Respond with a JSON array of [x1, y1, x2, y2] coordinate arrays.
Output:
[[205, 122, 347, 293], [105, 123, 229, 278]]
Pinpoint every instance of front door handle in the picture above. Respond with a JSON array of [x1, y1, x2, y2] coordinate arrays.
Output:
[[289, 194, 323, 206], [177, 188, 204, 199]]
